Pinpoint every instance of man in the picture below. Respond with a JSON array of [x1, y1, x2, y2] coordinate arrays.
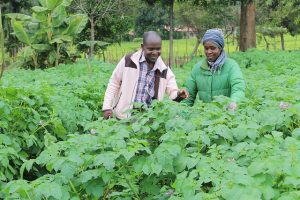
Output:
[[102, 31, 189, 119]]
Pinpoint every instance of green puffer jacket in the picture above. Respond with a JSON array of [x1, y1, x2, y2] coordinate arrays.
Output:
[[183, 58, 245, 106]]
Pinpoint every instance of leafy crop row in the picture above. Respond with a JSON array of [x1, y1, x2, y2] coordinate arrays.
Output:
[[1, 50, 300, 199]]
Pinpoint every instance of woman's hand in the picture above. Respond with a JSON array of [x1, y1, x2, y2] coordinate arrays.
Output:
[[227, 102, 238, 111], [177, 89, 189, 99]]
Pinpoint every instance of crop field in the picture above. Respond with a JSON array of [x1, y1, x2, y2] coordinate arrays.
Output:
[[1, 50, 300, 199]]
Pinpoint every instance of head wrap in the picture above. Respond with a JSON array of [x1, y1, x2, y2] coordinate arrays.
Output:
[[202, 29, 225, 49]]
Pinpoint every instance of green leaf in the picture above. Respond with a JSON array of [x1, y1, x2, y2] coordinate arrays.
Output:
[[248, 161, 266, 176], [292, 128, 300, 140], [11, 20, 31, 45], [85, 179, 104, 198], [140, 177, 160, 195], [60, 162, 76, 178], [79, 40, 110, 48], [222, 185, 262, 200], [32, 6, 49, 13], [93, 152, 119, 170], [38, 0, 63, 10], [215, 125, 233, 141], [20, 159, 35, 179], [78, 170, 100, 183], [260, 185, 276, 200], [31, 44, 51, 51], [52, 5, 67, 27], [35, 182, 62, 199], [48, 50, 57, 64], [121, 149, 135, 161], [63, 0, 73, 7], [50, 35, 73, 44], [64, 14, 88, 36], [6, 13, 32, 21], [151, 162, 162, 175], [52, 118, 67, 138]]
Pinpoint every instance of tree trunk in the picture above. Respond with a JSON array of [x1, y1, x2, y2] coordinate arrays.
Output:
[[190, 34, 201, 59], [102, 50, 106, 62], [262, 35, 270, 50], [168, 1, 174, 68], [90, 17, 95, 58], [280, 33, 285, 50], [0, 8, 5, 79], [239, 0, 256, 52]]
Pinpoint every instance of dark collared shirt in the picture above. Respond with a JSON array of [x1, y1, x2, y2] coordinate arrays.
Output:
[[134, 52, 159, 106]]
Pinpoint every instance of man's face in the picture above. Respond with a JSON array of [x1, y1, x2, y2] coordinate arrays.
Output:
[[142, 40, 162, 64], [204, 41, 221, 62]]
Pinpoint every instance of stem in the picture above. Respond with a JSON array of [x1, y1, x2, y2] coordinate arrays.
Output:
[[25, 190, 33, 200], [122, 173, 140, 200], [0, 8, 5, 79], [90, 17, 95, 58], [69, 180, 80, 197], [85, 53, 92, 80], [55, 43, 60, 67], [47, 13, 52, 42], [32, 53, 38, 69]]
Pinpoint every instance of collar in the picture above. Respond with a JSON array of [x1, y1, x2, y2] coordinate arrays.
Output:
[[139, 51, 162, 72]]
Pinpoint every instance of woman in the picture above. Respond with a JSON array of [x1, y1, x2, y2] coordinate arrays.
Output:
[[183, 29, 245, 110]]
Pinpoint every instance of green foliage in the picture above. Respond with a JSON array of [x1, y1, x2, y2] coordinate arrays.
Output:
[[0, 60, 109, 183], [257, 26, 287, 38], [257, 0, 300, 36], [79, 40, 110, 55], [1, 50, 300, 199], [175, 1, 239, 36], [135, 1, 170, 39], [7, 0, 88, 69]]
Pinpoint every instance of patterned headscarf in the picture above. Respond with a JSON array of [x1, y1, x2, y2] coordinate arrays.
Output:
[[202, 29, 227, 73]]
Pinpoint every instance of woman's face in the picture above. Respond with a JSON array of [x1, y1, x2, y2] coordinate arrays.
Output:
[[204, 41, 221, 62]]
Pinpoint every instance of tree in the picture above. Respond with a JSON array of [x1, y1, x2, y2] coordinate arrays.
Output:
[[256, 0, 300, 51], [189, 0, 257, 51], [134, 2, 169, 39], [175, 2, 239, 58], [239, 0, 256, 51], [70, 0, 133, 58], [270, 0, 300, 35]]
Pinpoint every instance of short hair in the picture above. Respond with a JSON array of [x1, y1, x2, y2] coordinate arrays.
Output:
[[143, 31, 161, 45]]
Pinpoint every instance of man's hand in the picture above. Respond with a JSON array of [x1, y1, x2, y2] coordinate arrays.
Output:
[[227, 102, 238, 111], [177, 89, 189, 99], [103, 109, 113, 119]]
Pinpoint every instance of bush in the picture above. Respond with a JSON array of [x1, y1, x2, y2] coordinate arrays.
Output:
[[7, 0, 87, 69]]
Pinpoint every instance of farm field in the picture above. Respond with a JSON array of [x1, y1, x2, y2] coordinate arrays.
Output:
[[1, 50, 300, 199], [104, 34, 300, 63]]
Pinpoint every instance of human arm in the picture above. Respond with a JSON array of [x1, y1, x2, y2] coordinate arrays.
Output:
[[181, 65, 199, 106], [102, 57, 125, 118], [165, 68, 189, 102], [229, 62, 246, 102]]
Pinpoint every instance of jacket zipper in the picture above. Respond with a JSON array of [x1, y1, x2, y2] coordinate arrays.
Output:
[[211, 73, 213, 101], [113, 92, 122, 109]]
